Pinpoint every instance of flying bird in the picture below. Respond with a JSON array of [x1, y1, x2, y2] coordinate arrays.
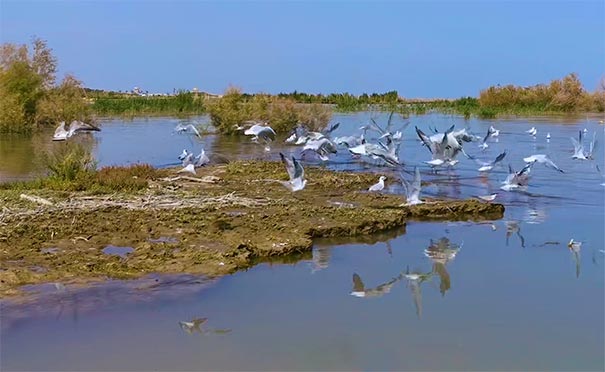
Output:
[[279, 152, 307, 191], [523, 154, 564, 173], [401, 167, 422, 205], [52, 120, 100, 141], [244, 123, 276, 151], [475, 151, 507, 172]]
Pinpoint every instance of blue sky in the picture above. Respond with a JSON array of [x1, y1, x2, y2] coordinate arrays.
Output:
[[1, 1, 603, 98]]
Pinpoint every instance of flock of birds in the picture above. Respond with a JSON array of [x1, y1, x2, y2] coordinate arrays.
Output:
[[51, 115, 602, 204], [168, 113, 601, 205]]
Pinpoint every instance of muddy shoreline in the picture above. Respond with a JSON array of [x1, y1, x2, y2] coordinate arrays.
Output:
[[0, 161, 504, 298]]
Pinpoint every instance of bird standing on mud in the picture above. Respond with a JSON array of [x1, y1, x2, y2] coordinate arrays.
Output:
[[368, 176, 386, 192]]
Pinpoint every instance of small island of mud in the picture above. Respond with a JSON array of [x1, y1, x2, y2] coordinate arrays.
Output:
[[0, 161, 504, 298]]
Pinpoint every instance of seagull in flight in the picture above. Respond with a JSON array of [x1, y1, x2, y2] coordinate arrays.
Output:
[[501, 163, 533, 191], [401, 167, 422, 206], [523, 154, 564, 173], [475, 151, 507, 172], [526, 127, 537, 137], [174, 123, 201, 138], [279, 152, 307, 191], [571, 130, 597, 160], [244, 123, 276, 151], [52, 120, 101, 141]]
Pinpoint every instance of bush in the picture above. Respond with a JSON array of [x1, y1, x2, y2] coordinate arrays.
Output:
[[43, 142, 96, 183], [207, 87, 333, 134], [0, 38, 91, 133], [478, 73, 601, 113]]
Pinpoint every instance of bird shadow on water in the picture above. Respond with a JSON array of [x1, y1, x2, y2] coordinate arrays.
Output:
[[349, 236, 462, 320]]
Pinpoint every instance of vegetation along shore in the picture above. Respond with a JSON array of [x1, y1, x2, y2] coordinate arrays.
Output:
[[1, 39, 604, 135]]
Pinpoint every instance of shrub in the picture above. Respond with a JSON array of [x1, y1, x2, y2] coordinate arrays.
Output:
[[478, 73, 601, 113], [207, 87, 333, 134], [43, 142, 96, 183], [0, 38, 91, 133]]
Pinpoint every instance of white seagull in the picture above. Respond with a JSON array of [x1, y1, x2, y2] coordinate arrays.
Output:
[[523, 154, 564, 173], [501, 163, 533, 191], [177, 163, 196, 175], [52, 120, 101, 141], [475, 151, 507, 172], [244, 123, 276, 151], [489, 125, 500, 137], [571, 130, 596, 160], [475, 193, 498, 202], [526, 127, 537, 137], [279, 152, 307, 191], [368, 176, 386, 192], [174, 123, 201, 138], [401, 167, 422, 206]]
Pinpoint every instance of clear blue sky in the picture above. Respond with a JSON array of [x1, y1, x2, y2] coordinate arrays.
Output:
[[1, 0, 603, 98]]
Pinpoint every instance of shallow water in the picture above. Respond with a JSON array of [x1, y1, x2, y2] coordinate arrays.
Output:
[[1, 113, 604, 370]]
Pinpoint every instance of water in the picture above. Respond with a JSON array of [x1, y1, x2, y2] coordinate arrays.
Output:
[[1, 113, 604, 370]]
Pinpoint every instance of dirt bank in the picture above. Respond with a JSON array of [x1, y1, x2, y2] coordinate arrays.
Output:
[[0, 161, 504, 298]]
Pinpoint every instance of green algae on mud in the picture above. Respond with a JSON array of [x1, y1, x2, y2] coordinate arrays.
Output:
[[0, 161, 504, 298]]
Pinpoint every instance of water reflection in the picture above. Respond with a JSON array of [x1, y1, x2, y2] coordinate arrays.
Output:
[[403, 267, 433, 319], [0, 130, 96, 182], [0, 274, 217, 333], [424, 237, 461, 296], [350, 272, 404, 299], [311, 227, 406, 272], [505, 220, 526, 248], [568, 240, 582, 279], [178, 317, 231, 335]]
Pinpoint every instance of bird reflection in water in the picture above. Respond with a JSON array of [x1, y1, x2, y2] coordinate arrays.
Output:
[[505, 220, 526, 248], [350, 272, 404, 299], [424, 237, 461, 297], [311, 245, 331, 273], [568, 239, 582, 278], [178, 317, 232, 335], [404, 267, 433, 319]]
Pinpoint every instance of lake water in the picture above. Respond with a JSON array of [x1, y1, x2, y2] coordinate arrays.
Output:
[[1, 113, 604, 370]]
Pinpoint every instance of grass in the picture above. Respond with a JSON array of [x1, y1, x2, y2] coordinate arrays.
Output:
[[2, 142, 167, 193], [91, 91, 205, 117]]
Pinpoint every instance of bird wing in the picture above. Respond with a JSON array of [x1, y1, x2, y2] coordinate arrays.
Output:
[[410, 167, 421, 200], [570, 136, 584, 155], [370, 118, 386, 135], [493, 151, 507, 165], [483, 127, 492, 143], [187, 124, 201, 137], [589, 132, 597, 157], [416, 126, 435, 154], [68, 120, 100, 136], [279, 152, 296, 180], [323, 122, 340, 134], [258, 126, 276, 141], [542, 155, 564, 173], [292, 156, 305, 180]]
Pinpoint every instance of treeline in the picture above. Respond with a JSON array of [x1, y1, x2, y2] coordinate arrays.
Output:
[[273, 90, 399, 111], [0, 38, 92, 133]]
